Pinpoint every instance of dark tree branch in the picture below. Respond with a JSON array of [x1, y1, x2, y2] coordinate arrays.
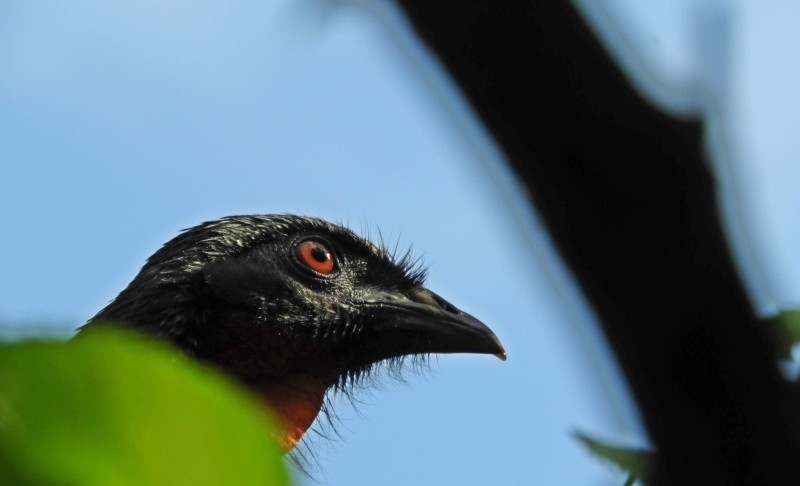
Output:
[[395, 1, 800, 483]]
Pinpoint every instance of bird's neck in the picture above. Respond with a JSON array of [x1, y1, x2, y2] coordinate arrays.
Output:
[[261, 374, 332, 452], [198, 325, 341, 451]]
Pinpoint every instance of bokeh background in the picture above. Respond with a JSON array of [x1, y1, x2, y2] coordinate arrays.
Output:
[[2, 1, 798, 484]]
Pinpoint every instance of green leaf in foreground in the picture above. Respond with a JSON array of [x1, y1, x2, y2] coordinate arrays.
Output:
[[574, 431, 656, 485], [0, 329, 288, 485]]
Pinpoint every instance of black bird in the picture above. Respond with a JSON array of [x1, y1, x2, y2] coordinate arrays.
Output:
[[82, 215, 505, 451]]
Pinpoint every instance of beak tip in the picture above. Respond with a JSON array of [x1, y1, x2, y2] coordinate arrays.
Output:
[[490, 335, 507, 361]]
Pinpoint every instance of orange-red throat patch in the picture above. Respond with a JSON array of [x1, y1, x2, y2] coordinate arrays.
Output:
[[262, 375, 330, 452]]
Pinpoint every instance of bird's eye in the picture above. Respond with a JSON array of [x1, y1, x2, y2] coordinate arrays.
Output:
[[295, 240, 336, 275]]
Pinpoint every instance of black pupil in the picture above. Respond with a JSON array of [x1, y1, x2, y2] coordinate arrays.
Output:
[[310, 245, 329, 263]]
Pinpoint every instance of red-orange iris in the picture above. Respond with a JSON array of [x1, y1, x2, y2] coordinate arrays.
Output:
[[295, 240, 335, 274]]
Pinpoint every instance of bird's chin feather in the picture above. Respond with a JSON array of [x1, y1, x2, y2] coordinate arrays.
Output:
[[286, 352, 434, 477]]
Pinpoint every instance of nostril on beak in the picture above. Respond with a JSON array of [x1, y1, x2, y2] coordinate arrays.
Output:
[[408, 287, 461, 314]]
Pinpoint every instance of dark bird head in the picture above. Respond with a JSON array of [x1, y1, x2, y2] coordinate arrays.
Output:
[[83, 215, 505, 451]]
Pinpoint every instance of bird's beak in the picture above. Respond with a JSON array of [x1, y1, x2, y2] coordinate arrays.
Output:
[[362, 287, 506, 361]]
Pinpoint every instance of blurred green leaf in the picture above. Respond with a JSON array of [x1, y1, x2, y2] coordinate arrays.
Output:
[[0, 329, 288, 485], [770, 310, 800, 358], [574, 431, 656, 485]]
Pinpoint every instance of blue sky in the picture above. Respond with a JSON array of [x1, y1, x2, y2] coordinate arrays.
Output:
[[2, 1, 798, 484]]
